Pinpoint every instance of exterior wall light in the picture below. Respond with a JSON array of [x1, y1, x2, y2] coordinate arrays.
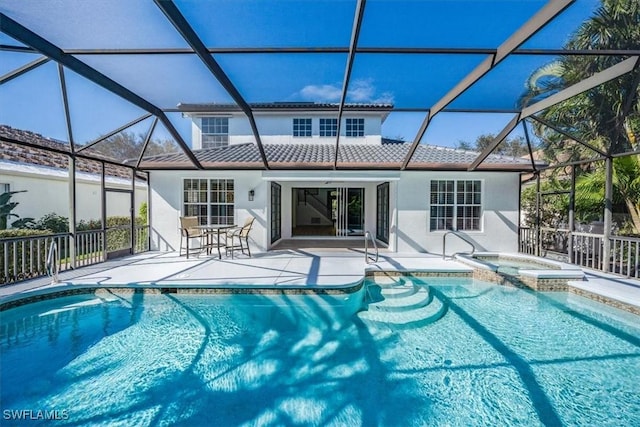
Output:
[[248, 189, 255, 201]]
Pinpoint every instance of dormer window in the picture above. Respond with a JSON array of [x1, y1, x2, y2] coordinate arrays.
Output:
[[202, 117, 229, 149], [345, 118, 365, 137], [293, 118, 312, 137], [319, 118, 338, 137]]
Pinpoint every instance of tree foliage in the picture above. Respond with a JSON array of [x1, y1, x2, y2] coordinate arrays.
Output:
[[82, 131, 179, 162], [0, 191, 34, 230], [456, 134, 530, 157]]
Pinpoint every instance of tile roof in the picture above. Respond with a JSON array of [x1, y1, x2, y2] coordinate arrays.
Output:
[[177, 102, 394, 113], [0, 125, 138, 179], [1, 125, 541, 172], [140, 142, 540, 171]]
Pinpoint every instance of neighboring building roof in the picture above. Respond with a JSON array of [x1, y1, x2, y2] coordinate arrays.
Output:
[[0, 125, 141, 180], [177, 102, 394, 113], [139, 142, 542, 171]]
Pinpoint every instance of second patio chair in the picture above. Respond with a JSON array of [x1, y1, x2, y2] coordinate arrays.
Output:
[[225, 216, 255, 258]]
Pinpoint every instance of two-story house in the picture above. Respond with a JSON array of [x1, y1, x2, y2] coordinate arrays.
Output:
[[144, 103, 538, 255]]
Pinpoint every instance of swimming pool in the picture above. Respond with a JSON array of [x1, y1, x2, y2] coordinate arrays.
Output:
[[1, 278, 639, 426]]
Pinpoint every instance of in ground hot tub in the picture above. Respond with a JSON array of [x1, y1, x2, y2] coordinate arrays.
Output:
[[455, 252, 585, 291]]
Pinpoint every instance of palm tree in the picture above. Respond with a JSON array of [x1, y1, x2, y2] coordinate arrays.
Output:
[[520, 0, 640, 233], [575, 155, 640, 233], [522, 0, 640, 160]]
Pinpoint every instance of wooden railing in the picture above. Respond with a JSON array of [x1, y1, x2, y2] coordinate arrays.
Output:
[[75, 229, 105, 267], [1, 225, 150, 285], [610, 235, 640, 278], [1, 233, 68, 284], [519, 227, 639, 278], [134, 225, 150, 253]]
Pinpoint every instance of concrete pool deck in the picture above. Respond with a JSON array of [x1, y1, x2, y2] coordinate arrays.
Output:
[[1, 250, 639, 314]]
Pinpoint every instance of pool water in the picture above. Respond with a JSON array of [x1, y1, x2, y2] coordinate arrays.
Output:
[[1, 279, 639, 426], [474, 256, 558, 275]]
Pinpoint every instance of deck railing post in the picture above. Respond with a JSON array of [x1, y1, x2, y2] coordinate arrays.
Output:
[[568, 165, 576, 264], [602, 157, 613, 272], [68, 156, 77, 269]]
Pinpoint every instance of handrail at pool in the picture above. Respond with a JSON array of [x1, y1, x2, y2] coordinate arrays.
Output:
[[442, 229, 476, 260], [46, 240, 59, 284], [364, 231, 379, 264]]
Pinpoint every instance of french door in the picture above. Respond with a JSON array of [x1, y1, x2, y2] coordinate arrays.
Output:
[[270, 182, 281, 243], [376, 182, 389, 244]]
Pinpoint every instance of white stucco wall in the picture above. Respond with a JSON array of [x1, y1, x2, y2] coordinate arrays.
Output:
[[1, 162, 147, 224], [191, 113, 383, 148], [394, 171, 520, 254], [149, 170, 266, 252], [148, 169, 521, 255]]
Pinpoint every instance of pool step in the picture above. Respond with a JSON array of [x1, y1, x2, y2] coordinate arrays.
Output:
[[366, 284, 432, 311], [368, 282, 418, 300], [360, 282, 447, 328]]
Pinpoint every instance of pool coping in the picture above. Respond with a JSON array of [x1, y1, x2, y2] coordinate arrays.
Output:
[[0, 281, 366, 311], [0, 270, 478, 311], [1, 251, 638, 317]]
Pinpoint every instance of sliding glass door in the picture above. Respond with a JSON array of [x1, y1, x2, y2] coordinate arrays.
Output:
[[335, 188, 364, 237], [291, 187, 364, 237]]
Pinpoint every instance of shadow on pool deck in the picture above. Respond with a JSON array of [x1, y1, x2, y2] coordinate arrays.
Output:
[[1, 251, 640, 316]]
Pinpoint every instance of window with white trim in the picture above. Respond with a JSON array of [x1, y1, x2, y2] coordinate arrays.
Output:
[[183, 178, 234, 225], [0, 183, 9, 194], [429, 180, 482, 231], [293, 118, 312, 137], [345, 118, 365, 137], [202, 117, 229, 149], [319, 118, 337, 137]]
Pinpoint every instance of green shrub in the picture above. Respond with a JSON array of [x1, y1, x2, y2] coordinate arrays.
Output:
[[33, 213, 69, 233], [0, 229, 52, 239], [139, 202, 148, 225]]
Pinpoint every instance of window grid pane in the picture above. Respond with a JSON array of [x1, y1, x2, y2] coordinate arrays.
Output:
[[345, 118, 364, 137], [319, 118, 338, 137], [429, 180, 454, 231], [202, 117, 229, 149], [430, 179, 481, 231], [293, 118, 312, 137], [183, 178, 235, 226]]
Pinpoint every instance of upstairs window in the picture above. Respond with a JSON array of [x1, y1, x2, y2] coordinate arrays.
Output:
[[293, 118, 312, 137], [202, 117, 229, 149], [319, 118, 338, 137], [429, 180, 482, 231], [345, 118, 365, 137]]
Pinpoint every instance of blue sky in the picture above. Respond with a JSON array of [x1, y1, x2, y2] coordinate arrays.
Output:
[[0, 0, 599, 150]]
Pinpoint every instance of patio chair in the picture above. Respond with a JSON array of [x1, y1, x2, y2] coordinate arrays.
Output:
[[179, 216, 206, 259], [225, 216, 255, 258]]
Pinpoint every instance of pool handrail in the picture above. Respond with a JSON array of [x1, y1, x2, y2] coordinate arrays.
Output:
[[442, 228, 476, 260], [364, 230, 379, 264], [46, 240, 59, 284]]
